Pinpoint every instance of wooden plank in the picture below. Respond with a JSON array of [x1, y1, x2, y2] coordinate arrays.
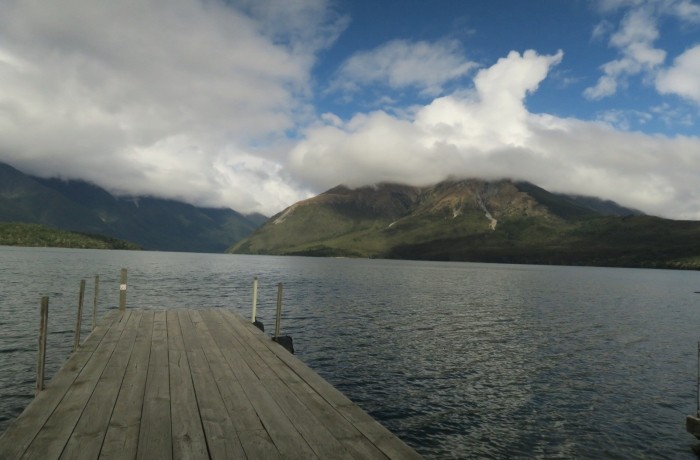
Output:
[[136, 310, 172, 460], [0, 310, 120, 459], [20, 311, 133, 460], [208, 311, 274, 382], [177, 310, 245, 459], [217, 310, 386, 460], [36, 297, 49, 393], [166, 310, 208, 460], [60, 311, 143, 460], [238, 429, 282, 460], [188, 310, 280, 459], [264, 377, 355, 459], [197, 310, 318, 459], [99, 311, 154, 460], [231, 311, 421, 460], [78, 310, 122, 353], [187, 310, 263, 431], [196, 310, 259, 383], [4, 308, 421, 460]]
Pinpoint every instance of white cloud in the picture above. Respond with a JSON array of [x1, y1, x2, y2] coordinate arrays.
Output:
[[585, 7, 665, 99], [2, 0, 699, 223], [330, 39, 478, 97], [291, 49, 700, 219], [232, 0, 349, 56], [656, 44, 700, 105], [0, 0, 339, 215], [588, 0, 700, 100]]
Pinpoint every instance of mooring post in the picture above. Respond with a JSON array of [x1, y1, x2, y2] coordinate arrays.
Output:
[[272, 283, 294, 353], [252, 277, 259, 322], [36, 297, 49, 394], [92, 275, 99, 332], [251, 277, 264, 331], [119, 268, 127, 311], [74, 280, 86, 352], [275, 282, 283, 337], [696, 341, 700, 417]]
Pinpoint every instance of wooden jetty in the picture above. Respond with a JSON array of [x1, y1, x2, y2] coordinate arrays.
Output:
[[0, 308, 421, 459]]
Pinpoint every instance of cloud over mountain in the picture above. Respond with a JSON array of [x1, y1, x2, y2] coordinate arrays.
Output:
[[0, 0, 699, 220], [292, 49, 700, 219]]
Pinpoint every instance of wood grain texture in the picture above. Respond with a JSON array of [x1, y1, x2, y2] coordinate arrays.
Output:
[[0, 308, 421, 460]]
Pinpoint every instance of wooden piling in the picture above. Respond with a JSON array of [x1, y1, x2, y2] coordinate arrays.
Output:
[[119, 268, 127, 311], [92, 275, 100, 332], [74, 280, 86, 352], [251, 277, 258, 322], [35, 297, 48, 394], [274, 283, 283, 337]]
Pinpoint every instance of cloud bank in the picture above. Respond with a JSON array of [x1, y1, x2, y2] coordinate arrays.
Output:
[[0, 0, 343, 213], [0, 0, 699, 221], [292, 49, 700, 219], [330, 39, 478, 97], [587, 0, 700, 105]]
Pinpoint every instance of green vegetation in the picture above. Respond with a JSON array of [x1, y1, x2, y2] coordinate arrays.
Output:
[[0, 222, 141, 250], [229, 180, 700, 270], [0, 162, 262, 252]]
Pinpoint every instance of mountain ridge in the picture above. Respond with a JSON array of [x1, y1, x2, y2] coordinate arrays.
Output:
[[229, 179, 699, 269], [0, 162, 262, 252]]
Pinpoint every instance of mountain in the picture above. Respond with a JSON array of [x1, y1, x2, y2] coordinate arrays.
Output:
[[228, 179, 700, 270], [0, 162, 262, 252], [0, 222, 141, 250]]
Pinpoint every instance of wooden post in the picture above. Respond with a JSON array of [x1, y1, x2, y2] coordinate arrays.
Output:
[[252, 277, 258, 322], [36, 297, 49, 393], [696, 341, 700, 416], [119, 268, 127, 311], [92, 275, 100, 332], [274, 283, 283, 337], [74, 280, 86, 351]]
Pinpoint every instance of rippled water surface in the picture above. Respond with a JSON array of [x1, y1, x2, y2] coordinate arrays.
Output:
[[2, 246, 700, 458]]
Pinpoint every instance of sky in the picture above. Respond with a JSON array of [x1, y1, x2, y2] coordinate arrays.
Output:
[[1, 0, 700, 219]]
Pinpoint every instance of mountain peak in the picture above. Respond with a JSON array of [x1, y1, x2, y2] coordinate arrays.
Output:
[[228, 178, 700, 269]]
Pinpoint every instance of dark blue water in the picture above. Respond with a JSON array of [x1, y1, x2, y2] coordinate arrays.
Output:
[[1, 246, 700, 458]]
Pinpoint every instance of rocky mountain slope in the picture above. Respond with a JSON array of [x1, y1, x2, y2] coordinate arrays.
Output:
[[229, 179, 700, 269], [0, 162, 262, 252]]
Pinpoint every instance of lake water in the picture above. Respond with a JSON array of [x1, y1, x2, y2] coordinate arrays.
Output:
[[1, 246, 700, 458]]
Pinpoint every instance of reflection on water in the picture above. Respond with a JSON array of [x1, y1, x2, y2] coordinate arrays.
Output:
[[1, 247, 700, 458]]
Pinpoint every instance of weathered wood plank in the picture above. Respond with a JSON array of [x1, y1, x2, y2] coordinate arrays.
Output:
[[189, 310, 264, 432], [0, 310, 120, 459], [59, 311, 143, 460], [99, 311, 154, 460], [264, 377, 355, 459], [21, 311, 133, 460], [231, 311, 421, 460], [197, 310, 318, 459], [166, 310, 208, 460], [238, 429, 282, 459], [3, 308, 421, 460], [136, 310, 172, 460], [190, 310, 280, 458], [177, 310, 245, 459], [220, 312, 388, 460], [218, 310, 386, 460]]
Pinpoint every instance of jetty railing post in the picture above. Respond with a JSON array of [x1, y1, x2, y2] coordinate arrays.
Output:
[[274, 283, 283, 337], [697, 341, 700, 416], [252, 277, 259, 322], [36, 297, 49, 394], [74, 280, 86, 351], [92, 275, 100, 332], [119, 268, 127, 311]]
